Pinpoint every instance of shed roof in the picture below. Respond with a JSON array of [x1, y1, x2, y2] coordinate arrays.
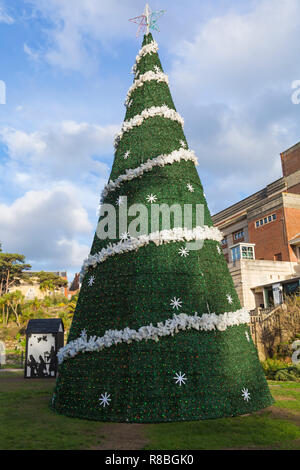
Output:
[[26, 318, 64, 334]]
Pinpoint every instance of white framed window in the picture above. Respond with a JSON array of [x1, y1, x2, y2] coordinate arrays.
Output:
[[255, 213, 277, 228], [241, 245, 254, 260], [230, 243, 256, 263]]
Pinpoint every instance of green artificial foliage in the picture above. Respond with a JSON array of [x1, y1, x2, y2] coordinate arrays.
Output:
[[51, 33, 274, 422]]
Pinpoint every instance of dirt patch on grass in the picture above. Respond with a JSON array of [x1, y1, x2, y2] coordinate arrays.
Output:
[[257, 406, 300, 426], [273, 396, 298, 401], [90, 423, 149, 450]]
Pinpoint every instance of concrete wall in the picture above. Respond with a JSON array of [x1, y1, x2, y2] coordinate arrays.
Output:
[[10, 282, 48, 300], [228, 259, 300, 310], [9, 281, 66, 300]]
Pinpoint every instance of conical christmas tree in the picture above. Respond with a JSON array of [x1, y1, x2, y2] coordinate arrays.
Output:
[[51, 32, 274, 422]]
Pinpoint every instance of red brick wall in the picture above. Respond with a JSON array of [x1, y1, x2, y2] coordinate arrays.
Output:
[[248, 208, 290, 261], [284, 206, 300, 262], [287, 183, 300, 195], [281, 147, 300, 177]]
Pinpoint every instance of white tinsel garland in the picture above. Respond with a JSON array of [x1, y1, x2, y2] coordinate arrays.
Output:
[[57, 308, 250, 364], [125, 70, 169, 106], [114, 105, 184, 149], [80, 226, 223, 281], [99, 148, 198, 204], [131, 40, 159, 75]]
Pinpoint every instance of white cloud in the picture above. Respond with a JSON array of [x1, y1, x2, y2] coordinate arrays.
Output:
[[165, 0, 300, 212], [0, 187, 91, 270], [0, 120, 117, 179], [26, 0, 139, 70], [170, 0, 300, 103], [181, 99, 294, 213], [0, 3, 14, 24], [24, 43, 40, 61], [0, 118, 119, 271]]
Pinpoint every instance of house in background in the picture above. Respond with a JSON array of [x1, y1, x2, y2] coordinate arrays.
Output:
[[212, 141, 300, 311], [9, 271, 68, 300]]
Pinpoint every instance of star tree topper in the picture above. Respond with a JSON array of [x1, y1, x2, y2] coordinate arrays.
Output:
[[129, 3, 166, 37]]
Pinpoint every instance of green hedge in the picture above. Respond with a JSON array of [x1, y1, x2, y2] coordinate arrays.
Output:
[[261, 359, 300, 381]]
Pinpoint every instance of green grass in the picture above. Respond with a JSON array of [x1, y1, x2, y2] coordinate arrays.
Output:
[[0, 372, 105, 450], [144, 414, 300, 450], [1, 373, 300, 450], [269, 381, 300, 413], [144, 382, 300, 450]]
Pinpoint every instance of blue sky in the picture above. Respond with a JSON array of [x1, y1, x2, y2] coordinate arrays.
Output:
[[1, 0, 300, 282]]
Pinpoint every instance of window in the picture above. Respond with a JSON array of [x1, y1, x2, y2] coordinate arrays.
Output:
[[231, 244, 255, 263], [241, 245, 254, 260], [221, 237, 227, 246], [234, 230, 244, 241], [274, 253, 282, 261], [255, 213, 277, 228], [231, 246, 241, 262]]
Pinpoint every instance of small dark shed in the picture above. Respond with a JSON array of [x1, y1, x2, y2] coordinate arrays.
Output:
[[25, 319, 64, 379]]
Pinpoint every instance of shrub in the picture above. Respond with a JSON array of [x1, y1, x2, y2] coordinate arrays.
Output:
[[274, 366, 300, 382], [261, 358, 290, 379]]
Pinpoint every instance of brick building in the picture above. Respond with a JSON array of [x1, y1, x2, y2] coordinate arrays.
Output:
[[212, 142, 300, 310], [68, 273, 80, 299]]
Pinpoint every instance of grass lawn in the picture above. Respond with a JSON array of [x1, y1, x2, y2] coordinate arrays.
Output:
[[0, 371, 299, 450], [0, 372, 105, 450]]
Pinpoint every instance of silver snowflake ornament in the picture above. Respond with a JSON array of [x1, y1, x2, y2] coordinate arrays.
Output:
[[227, 294, 233, 305], [178, 247, 189, 258], [154, 65, 161, 73], [170, 297, 182, 310], [187, 183, 194, 193], [123, 150, 131, 159], [120, 232, 130, 242], [88, 275, 95, 287], [245, 331, 250, 342], [180, 139, 187, 148], [146, 194, 157, 204], [174, 371, 187, 387], [217, 246, 222, 255], [116, 196, 126, 206], [99, 392, 111, 408], [241, 388, 251, 402]]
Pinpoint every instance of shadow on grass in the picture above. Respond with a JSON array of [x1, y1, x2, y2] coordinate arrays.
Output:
[[144, 412, 300, 450], [0, 372, 105, 450], [1, 373, 300, 450]]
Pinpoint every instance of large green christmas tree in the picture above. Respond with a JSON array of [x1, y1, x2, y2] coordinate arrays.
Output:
[[51, 32, 274, 422]]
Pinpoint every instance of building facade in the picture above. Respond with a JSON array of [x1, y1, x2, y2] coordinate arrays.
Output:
[[9, 271, 68, 300], [212, 142, 300, 310]]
